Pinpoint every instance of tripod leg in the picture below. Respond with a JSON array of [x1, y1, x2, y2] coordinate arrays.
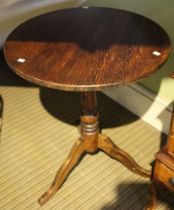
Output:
[[38, 138, 85, 205], [98, 134, 151, 178]]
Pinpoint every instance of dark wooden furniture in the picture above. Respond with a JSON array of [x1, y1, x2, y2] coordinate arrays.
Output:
[[154, 109, 174, 192], [148, 73, 174, 210], [3, 7, 171, 206]]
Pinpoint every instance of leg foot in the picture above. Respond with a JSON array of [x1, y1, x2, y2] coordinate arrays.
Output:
[[98, 134, 151, 178], [147, 181, 156, 210], [38, 138, 85, 205]]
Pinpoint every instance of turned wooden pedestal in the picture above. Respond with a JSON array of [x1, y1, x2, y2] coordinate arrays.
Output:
[[4, 7, 171, 207], [38, 91, 151, 205]]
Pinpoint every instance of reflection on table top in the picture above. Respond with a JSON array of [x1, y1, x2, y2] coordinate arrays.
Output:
[[4, 7, 171, 91]]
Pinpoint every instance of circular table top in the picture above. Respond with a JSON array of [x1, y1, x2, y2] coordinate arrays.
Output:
[[4, 7, 171, 91]]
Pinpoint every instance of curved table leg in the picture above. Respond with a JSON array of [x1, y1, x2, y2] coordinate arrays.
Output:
[[98, 134, 151, 178], [38, 138, 85, 205]]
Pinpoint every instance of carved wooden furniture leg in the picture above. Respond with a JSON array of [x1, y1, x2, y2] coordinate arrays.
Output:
[[38, 138, 85, 205], [146, 181, 157, 210], [38, 92, 99, 205], [98, 134, 151, 178], [38, 91, 151, 205]]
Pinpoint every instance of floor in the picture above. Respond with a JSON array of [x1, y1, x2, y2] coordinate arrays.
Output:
[[0, 51, 174, 209]]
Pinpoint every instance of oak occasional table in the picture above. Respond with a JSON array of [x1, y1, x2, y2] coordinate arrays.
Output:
[[4, 7, 171, 206]]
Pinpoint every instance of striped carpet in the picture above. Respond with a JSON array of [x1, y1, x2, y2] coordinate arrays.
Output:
[[0, 51, 174, 210]]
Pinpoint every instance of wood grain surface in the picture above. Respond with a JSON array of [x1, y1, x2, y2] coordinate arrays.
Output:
[[4, 7, 171, 91]]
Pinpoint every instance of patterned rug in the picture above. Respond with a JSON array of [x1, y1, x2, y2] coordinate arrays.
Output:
[[0, 51, 173, 209]]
